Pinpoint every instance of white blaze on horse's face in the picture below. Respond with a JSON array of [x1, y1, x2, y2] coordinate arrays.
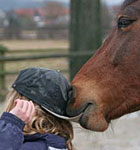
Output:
[[67, 0, 140, 132]]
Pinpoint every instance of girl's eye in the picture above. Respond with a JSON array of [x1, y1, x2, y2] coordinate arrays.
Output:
[[118, 16, 137, 29]]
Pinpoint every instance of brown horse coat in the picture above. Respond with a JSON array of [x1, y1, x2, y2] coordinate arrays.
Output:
[[67, 0, 140, 131]]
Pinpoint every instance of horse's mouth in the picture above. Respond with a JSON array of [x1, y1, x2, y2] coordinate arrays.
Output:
[[67, 91, 111, 131], [105, 115, 111, 124], [78, 103, 110, 132]]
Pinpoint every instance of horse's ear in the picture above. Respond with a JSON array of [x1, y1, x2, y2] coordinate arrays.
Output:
[[121, 0, 138, 9]]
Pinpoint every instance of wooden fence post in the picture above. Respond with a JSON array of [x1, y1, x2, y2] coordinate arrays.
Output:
[[0, 45, 7, 89], [69, 0, 102, 80]]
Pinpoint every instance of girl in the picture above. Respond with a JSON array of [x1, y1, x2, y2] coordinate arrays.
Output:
[[0, 67, 75, 150]]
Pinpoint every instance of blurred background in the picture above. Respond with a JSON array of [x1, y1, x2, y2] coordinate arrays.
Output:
[[1, 0, 140, 150]]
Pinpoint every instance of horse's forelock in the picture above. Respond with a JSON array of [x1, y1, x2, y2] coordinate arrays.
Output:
[[122, 0, 139, 9]]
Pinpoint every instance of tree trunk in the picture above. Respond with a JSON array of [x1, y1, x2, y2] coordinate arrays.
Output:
[[69, 0, 102, 80]]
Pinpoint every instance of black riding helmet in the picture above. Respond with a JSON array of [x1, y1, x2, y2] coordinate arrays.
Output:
[[12, 67, 79, 120]]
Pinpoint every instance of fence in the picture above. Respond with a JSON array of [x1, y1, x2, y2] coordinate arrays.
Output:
[[0, 25, 68, 40], [0, 46, 93, 90]]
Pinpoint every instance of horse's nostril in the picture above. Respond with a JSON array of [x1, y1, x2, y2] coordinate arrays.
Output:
[[68, 85, 76, 104]]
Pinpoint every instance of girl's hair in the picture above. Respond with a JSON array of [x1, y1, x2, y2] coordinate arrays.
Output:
[[5, 89, 74, 150]]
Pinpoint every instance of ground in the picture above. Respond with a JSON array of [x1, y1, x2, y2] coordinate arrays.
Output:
[[0, 40, 68, 50], [73, 112, 140, 150]]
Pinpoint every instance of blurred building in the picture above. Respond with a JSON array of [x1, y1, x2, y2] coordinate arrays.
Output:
[[0, 1, 120, 40], [14, 1, 69, 27]]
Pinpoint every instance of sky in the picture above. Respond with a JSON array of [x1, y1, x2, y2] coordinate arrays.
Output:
[[102, 0, 124, 5], [34, 0, 124, 5], [47, 0, 125, 5]]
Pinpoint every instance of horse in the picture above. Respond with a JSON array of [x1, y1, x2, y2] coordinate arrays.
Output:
[[67, 0, 140, 132]]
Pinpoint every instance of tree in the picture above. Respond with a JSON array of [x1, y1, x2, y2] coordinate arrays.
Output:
[[4, 11, 21, 39], [69, 0, 102, 80]]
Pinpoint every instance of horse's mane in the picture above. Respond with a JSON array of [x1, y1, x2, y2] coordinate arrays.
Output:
[[122, 0, 138, 9]]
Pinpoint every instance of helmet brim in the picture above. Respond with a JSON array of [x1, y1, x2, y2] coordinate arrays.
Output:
[[41, 106, 82, 122]]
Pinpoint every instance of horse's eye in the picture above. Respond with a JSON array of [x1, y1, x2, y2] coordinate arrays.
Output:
[[118, 16, 136, 29]]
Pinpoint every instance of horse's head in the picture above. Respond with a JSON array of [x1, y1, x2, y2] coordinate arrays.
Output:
[[67, 0, 140, 132]]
